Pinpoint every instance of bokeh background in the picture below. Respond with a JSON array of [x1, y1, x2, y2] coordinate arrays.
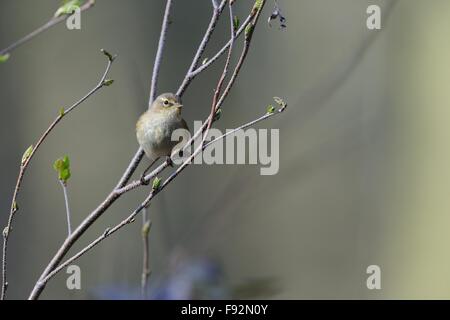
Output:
[[1, 0, 449, 299]]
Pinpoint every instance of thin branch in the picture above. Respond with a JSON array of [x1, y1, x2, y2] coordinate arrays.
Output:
[[59, 181, 72, 236], [1, 49, 115, 300], [37, 191, 155, 287], [0, 0, 96, 57], [186, 13, 253, 79], [204, 105, 287, 150], [149, 0, 173, 106]]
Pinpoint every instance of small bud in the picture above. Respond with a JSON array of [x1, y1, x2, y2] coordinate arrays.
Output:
[[54, 0, 81, 17], [245, 24, 254, 40], [233, 16, 240, 32], [103, 79, 114, 87], [152, 177, 161, 191], [101, 49, 115, 61], [202, 58, 209, 65], [214, 108, 222, 122], [12, 201, 18, 212], [3, 227, 9, 238], [21, 145, 33, 166], [59, 107, 65, 117], [142, 220, 152, 237], [267, 105, 276, 114], [273, 96, 287, 110], [53, 155, 71, 183]]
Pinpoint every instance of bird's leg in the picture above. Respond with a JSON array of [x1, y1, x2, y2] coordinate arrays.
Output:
[[140, 158, 159, 185], [165, 156, 174, 167]]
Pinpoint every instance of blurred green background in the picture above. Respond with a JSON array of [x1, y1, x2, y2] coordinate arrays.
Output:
[[1, 0, 449, 299]]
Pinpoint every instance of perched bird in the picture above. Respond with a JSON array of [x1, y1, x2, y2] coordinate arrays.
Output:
[[136, 93, 189, 183]]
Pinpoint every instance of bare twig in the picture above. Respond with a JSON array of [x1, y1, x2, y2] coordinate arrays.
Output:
[[1, 49, 115, 300], [205, 1, 236, 139], [141, 210, 151, 299], [176, 0, 227, 97], [0, 0, 96, 57], [59, 181, 72, 237], [185, 13, 253, 80], [149, 0, 173, 106]]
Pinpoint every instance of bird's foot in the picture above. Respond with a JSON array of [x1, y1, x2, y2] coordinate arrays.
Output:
[[166, 156, 174, 167], [140, 173, 149, 185]]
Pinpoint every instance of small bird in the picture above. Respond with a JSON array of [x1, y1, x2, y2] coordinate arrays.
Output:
[[136, 93, 189, 184]]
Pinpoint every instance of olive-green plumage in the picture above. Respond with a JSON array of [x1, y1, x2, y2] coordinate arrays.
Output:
[[136, 93, 188, 162]]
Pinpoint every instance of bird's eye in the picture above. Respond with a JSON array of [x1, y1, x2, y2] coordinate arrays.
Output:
[[163, 99, 170, 106]]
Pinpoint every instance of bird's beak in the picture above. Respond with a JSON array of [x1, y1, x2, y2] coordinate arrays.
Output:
[[176, 104, 183, 109]]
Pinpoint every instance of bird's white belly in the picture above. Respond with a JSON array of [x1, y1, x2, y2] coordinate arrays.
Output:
[[137, 114, 176, 159]]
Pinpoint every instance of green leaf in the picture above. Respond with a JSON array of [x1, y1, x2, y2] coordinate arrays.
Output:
[[53, 159, 63, 171], [0, 53, 10, 63], [63, 155, 70, 168], [54, 0, 82, 18], [53, 155, 71, 183], [267, 105, 276, 114], [103, 79, 114, 86], [233, 16, 240, 32], [21, 145, 33, 165], [2, 227, 8, 238], [152, 177, 161, 191]]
